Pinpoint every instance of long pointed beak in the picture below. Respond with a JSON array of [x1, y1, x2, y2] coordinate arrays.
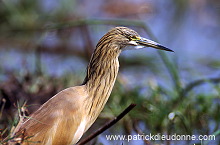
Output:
[[136, 37, 174, 52]]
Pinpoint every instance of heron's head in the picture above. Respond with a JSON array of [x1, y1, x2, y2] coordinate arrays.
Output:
[[99, 27, 173, 52]]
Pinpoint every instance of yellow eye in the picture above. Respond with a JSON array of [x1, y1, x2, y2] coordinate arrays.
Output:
[[130, 36, 140, 41]]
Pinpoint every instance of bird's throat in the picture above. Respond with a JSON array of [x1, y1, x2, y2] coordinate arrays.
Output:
[[83, 46, 121, 130]]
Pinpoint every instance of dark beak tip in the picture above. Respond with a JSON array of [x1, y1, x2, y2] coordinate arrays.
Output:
[[168, 49, 175, 53], [158, 45, 174, 52]]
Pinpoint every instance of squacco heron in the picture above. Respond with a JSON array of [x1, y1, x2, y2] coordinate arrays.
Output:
[[10, 27, 173, 145]]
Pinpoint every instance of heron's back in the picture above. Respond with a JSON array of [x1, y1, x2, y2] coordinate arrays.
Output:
[[11, 86, 88, 145]]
